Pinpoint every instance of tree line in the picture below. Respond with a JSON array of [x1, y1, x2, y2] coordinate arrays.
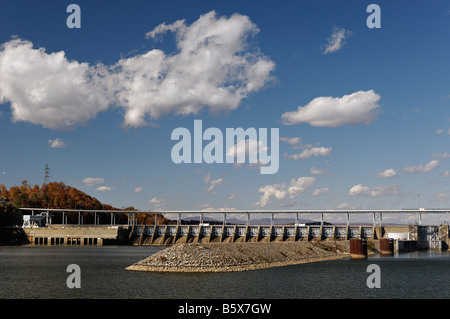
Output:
[[0, 181, 168, 225]]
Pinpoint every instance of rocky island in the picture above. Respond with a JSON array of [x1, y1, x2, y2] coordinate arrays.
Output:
[[126, 241, 354, 273]]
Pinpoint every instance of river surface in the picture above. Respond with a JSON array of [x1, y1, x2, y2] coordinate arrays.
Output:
[[0, 245, 449, 299]]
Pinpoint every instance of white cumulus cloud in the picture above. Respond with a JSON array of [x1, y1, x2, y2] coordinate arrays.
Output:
[[281, 90, 381, 127], [256, 177, 316, 207], [110, 10, 275, 127], [0, 39, 110, 130], [348, 184, 399, 198], [0, 11, 275, 130]]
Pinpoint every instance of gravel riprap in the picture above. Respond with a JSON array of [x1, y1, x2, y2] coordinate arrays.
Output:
[[125, 241, 351, 272]]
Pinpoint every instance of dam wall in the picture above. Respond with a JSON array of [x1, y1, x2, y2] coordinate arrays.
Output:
[[131, 224, 449, 251], [131, 224, 393, 245], [21, 223, 449, 251]]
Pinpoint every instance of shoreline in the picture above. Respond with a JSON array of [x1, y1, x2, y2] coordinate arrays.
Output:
[[125, 240, 358, 273]]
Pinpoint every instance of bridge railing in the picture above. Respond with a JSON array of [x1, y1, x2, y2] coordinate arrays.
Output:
[[18, 208, 450, 227]]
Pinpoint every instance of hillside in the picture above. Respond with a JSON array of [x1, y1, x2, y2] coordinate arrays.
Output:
[[0, 180, 167, 225]]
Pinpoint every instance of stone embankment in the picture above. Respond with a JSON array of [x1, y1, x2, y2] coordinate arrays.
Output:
[[126, 241, 353, 273]]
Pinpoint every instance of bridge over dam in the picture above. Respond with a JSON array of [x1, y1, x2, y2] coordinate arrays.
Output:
[[19, 208, 450, 251]]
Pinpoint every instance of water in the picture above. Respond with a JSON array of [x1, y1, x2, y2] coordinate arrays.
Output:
[[0, 245, 449, 299]]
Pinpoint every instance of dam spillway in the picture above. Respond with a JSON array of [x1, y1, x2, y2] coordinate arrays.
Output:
[[131, 224, 377, 245], [129, 224, 449, 251]]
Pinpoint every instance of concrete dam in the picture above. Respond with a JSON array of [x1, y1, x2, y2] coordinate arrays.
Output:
[[19, 208, 450, 251], [22, 223, 450, 252]]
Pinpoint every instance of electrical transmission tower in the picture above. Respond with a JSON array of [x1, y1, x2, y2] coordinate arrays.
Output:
[[43, 164, 50, 185]]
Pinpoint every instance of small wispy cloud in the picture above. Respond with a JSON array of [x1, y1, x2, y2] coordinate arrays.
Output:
[[96, 186, 113, 192], [349, 184, 399, 198], [310, 166, 330, 175], [134, 186, 143, 193], [149, 197, 166, 209], [83, 177, 104, 187], [280, 137, 302, 149], [312, 187, 331, 196], [432, 192, 448, 203], [336, 202, 356, 210], [431, 152, 450, 159], [204, 173, 224, 193], [197, 204, 237, 212], [48, 138, 66, 148], [375, 169, 397, 178], [322, 26, 352, 54], [284, 146, 332, 161], [403, 160, 440, 174]]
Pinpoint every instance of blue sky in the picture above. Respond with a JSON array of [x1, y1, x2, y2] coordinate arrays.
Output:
[[1, 1, 450, 224]]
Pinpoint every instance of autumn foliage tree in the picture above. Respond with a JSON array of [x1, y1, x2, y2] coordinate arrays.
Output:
[[0, 181, 168, 225], [3, 180, 104, 210]]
